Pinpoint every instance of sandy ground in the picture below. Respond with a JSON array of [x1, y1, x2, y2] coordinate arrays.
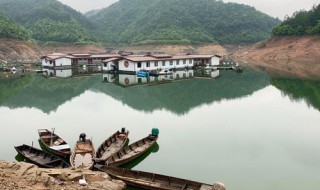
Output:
[[230, 36, 320, 80], [0, 160, 125, 190]]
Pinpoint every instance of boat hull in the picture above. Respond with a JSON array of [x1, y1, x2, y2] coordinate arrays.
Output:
[[94, 130, 129, 164], [105, 135, 158, 167], [38, 129, 71, 158], [14, 144, 70, 168], [70, 139, 95, 169], [96, 166, 213, 190]]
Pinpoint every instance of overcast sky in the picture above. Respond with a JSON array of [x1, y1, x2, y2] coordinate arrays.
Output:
[[57, 0, 319, 19]]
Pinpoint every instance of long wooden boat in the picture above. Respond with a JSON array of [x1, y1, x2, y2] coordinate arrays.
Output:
[[94, 128, 129, 164], [70, 138, 95, 169], [104, 134, 158, 167], [38, 129, 71, 158], [96, 166, 213, 190], [14, 144, 70, 168]]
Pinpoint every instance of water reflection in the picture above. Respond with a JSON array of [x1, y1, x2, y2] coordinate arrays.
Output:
[[1, 65, 320, 190], [271, 78, 320, 111], [122, 143, 160, 169], [103, 70, 221, 87], [43, 65, 102, 78], [0, 68, 270, 115]]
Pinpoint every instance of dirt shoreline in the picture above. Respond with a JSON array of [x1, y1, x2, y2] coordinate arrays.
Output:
[[0, 160, 125, 190], [230, 36, 320, 80], [1, 37, 319, 80]]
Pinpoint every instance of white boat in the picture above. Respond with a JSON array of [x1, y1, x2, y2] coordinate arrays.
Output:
[[158, 69, 173, 75]]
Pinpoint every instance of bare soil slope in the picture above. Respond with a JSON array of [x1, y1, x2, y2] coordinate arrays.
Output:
[[0, 39, 226, 63], [0, 160, 125, 190], [231, 36, 320, 80], [0, 39, 105, 63]]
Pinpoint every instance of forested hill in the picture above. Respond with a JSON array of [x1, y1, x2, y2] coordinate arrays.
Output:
[[89, 0, 279, 45], [272, 4, 320, 36], [0, 0, 97, 43], [0, 13, 30, 40]]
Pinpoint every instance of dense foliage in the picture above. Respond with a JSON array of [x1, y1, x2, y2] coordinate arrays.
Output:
[[0, 0, 97, 43], [89, 0, 279, 44], [0, 0, 279, 45], [272, 4, 320, 36], [0, 13, 29, 40]]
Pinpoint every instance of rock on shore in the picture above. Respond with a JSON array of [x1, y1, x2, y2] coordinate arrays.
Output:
[[0, 160, 126, 190]]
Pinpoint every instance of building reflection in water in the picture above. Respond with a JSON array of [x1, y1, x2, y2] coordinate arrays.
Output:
[[103, 69, 220, 87], [42, 65, 102, 78]]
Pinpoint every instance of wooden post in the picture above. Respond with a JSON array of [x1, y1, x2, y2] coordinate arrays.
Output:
[[50, 127, 55, 147]]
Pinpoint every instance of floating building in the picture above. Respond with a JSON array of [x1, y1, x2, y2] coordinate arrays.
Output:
[[41, 53, 221, 74]]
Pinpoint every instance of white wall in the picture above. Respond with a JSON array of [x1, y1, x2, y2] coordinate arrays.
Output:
[[119, 60, 136, 72], [55, 58, 72, 67], [119, 59, 195, 72], [42, 59, 53, 67], [41, 57, 71, 67], [55, 69, 72, 78], [211, 56, 220, 66], [102, 73, 117, 82], [103, 62, 115, 71], [172, 70, 194, 79], [211, 70, 220, 78]]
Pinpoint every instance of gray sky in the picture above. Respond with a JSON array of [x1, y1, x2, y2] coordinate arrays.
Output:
[[57, 0, 319, 19]]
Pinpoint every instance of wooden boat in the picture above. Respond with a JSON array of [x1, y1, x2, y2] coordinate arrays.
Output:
[[94, 128, 129, 164], [38, 129, 71, 158], [70, 136, 95, 169], [104, 131, 158, 167], [96, 166, 214, 190], [14, 144, 70, 168]]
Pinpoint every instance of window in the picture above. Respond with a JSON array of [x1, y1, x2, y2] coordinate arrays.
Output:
[[183, 60, 186, 65], [155, 61, 158, 67], [170, 61, 173, 66], [189, 59, 192, 65], [137, 62, 141, 68], [146, 62, 150, 67], [162, 61, 165, 66], [176, 60, 179, 65]]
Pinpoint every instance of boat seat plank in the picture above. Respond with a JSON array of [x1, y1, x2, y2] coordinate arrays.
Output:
[[40, 135, 57, 139], [200, 184, 212, 190], [181, 183, 187, 190], [50, 144, 70, 150]]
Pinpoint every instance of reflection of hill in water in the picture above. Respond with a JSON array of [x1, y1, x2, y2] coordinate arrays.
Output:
[[0, 74, 96, 113], [0, 68, 270, 114], [271, 78, 320, 111], [93, 69, 270, 114]]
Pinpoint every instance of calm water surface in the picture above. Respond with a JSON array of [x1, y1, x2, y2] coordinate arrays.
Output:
[[0, 68, 320, 190]]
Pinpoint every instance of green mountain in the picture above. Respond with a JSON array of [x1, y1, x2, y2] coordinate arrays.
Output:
[[272, 4, 320, 36], [89, 0, 279, 45], [0, 13, 29, 40], [0, 0, 97, 43]]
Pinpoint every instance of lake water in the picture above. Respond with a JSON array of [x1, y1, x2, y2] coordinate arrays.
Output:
[[0, 67, 320, 190]]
